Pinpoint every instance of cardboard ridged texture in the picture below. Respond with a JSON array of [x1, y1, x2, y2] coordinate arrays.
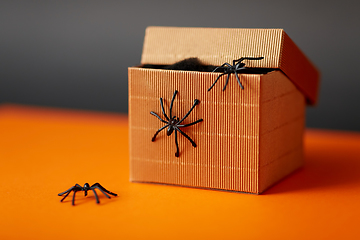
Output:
[[129, 27, 319, 194], [141, 27, 319, 105]]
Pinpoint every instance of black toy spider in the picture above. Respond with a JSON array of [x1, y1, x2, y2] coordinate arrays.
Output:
[[208, 56, 264, 91], [58, 183, 117, 205], [150, 90, 203, 157]]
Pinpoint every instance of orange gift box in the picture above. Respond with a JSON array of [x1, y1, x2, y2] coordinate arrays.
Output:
[[128, 27, 320, 193]]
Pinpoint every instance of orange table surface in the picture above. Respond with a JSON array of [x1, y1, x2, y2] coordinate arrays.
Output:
[[1, 104, 360, 239]]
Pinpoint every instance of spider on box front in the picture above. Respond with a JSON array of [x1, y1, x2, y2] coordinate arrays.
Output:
[[58, 183, 117, 205], [150, 90, 203, 157], [208, 56, 264, 91]]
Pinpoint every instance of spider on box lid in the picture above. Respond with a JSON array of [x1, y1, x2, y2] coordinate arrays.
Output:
[[208, 56, 264, 91]]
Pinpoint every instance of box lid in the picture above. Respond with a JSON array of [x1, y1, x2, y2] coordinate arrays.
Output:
[[141, 26, 320, 105]]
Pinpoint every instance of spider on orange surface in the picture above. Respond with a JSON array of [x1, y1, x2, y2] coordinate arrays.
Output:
[[58, 183, 117, 205]]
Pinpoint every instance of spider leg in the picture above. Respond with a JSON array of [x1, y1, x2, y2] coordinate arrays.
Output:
[[177, 118, 203, 127], [91, 189, 100, 204], [175, 130, 179, 157], [91, 183, 117, 196], [159, 98, 170, 121], [72, 190, 77, 206], [178, 99, 201, 124], [92, 186, 111, 199], [169, 90, 178, 119], [212, 66, 223, 72], [235, 72, 244, 89], [233, 57, 244, 65], [150, 111, 167, 124], [234, 56, 264, 65], [152, 124, 169, 141], [208, 73, 227, 91], [60, 190, 72, 202], [58, 186, 75, 196], [222, 73, 231, 91], [175, 127, 197, 147], [212, 63, 231, 72]]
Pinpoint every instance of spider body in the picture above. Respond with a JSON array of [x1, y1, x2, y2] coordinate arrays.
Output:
[[58, 182, 117, 205], [150, 90, 203, 157], [208, 56, 264, 91], [166, 117, 179, 136]]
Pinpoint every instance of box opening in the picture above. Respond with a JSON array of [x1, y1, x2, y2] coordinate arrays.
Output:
[[141, 57, 275, 74]]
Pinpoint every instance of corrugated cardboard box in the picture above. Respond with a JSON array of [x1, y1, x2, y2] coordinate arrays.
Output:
[[128, 27, 320, 193]]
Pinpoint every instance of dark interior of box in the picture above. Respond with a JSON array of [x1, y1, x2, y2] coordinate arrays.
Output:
[[142, 58, 274, 74]]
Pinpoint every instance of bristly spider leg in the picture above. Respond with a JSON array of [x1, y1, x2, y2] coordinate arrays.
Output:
[[152, 124, 169, 141], [175, 130, 179, 157], [169, 90, 178, 119], [175, 127, 197, 147], [178, 99, 200, 124]]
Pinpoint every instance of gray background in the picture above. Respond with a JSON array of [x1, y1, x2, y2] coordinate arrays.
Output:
[[1, 1, 359, 131]]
